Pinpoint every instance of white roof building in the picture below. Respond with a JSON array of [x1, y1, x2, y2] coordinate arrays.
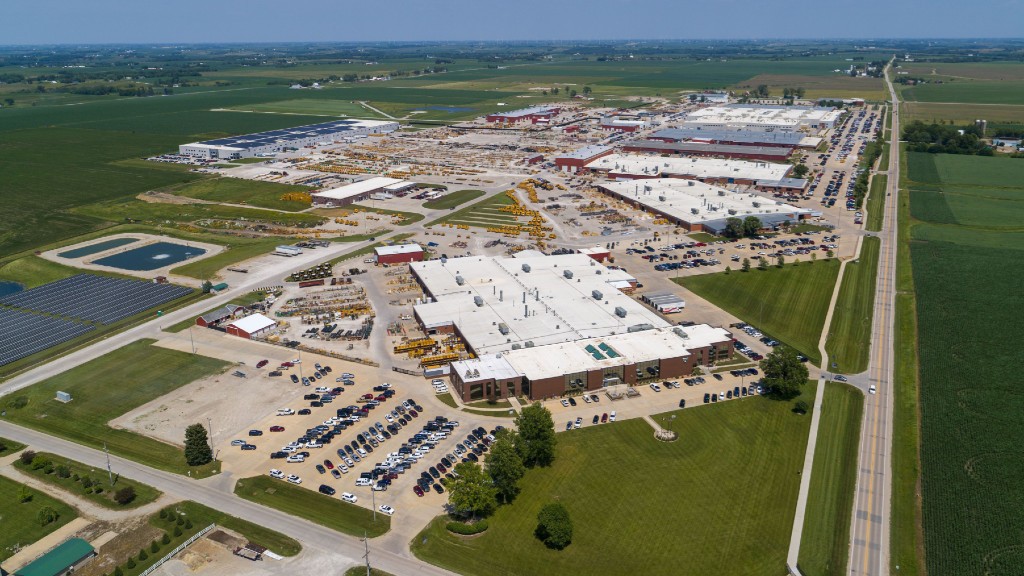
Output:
[[585, 153, 791, 182], [375, 244, 423, 256], [311, 177, 409, 206], [227, 313, 277, 338], [683, 104, 842, 132]]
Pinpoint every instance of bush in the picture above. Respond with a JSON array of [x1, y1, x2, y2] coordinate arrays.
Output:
[[151, 540, 160, 553], [8, 396, 28, 409], [31, 456, 51, 470], [114, 486, 136, 505], [44, 465, 54, 475], [159, 509, 168, 520], [56, 465, 71, 479], [173, 525, 182, 537], [184, 518, 192, 529], [176, 517, 184, 526], [161, 533, 171, 545], [37, 506, 59, 526], [81, 477, 93, 489], [446, 519, 489, 535], [138, 549, 148, 561], [72, 473, 80, 482], [113, 567, 123, 576], [19, 450, 36, 465], [535, 503, 573, 550], [94, 486, 103, 494], [126, 558, 136, 569]]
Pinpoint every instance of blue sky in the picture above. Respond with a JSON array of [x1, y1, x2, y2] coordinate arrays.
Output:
[[1, 0, 1020, 44]]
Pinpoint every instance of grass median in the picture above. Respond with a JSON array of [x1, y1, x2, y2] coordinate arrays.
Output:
[[866, 174, 888, 232], [0, 436, 27, 457], [2, 339, 229, 477], [679, 260, 840, 366], [13, 451, 162, 509], [166, 501, 301, 556], [422, 189, 485, 210], [825, 237, 880, 374], [234, 475, 391, 538], [798, 382, 864, 576], [413, 385, 815, 575]]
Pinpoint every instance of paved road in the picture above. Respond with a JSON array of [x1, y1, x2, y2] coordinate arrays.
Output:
[[848, 62, 900, 576], [0, 420, 457, 576]]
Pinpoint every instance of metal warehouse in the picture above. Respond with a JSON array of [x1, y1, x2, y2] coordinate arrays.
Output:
[[650, 127, 821, 149], [554, 145, 614, 173], [584, 153, 792, 185], [621, 139, 795, 162], [178, 119, 398, 159], [683, 104, 842, 132], [310, 176, 411, 207], [598, 178, 818, 233], [485, 106, 560, 124]]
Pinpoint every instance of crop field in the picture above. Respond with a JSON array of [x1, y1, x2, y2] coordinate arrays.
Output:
[[0, 476, 78, 562], [426, 192, 521, 228], [413, 385, 815, 576], [1, 339, 229, 476], [164, 177, 313, 212], [679, 260, 840, 365], [226, 98, 383, 118], [234, 475, 390, 538], [825, 237, 880, 374], [799, 382, 863, 576], [906, 149, 1024, 575], [898, 61, 1024, 81], [901, 80, 1024, 105], [902, 101, 1024, 125], [733, 74, 886, 101]]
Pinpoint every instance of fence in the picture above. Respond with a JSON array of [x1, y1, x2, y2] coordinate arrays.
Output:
[[138, 524, 215, 576]]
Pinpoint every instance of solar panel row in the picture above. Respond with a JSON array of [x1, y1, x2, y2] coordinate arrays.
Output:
[[0, 274, 193, 325], [0, 308, 95, 366]]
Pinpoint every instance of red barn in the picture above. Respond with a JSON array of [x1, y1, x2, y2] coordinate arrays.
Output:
[[225, 313, 277, 340], [374, 243, 424, 265]]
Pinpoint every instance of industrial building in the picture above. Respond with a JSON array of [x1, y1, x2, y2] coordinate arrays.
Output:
[[225, 313, 277, 340], [649, 127, 819, 148], [178, 119, 399, 160], [621, 139, 795, 162], [598, 178, 818, 233], [683, 104, 842, 132], [600, 116, 647, 132], [374, 243, 425, 265], [485, 106, 560, 124], [195, 304, 247, 328], [408, 253, 734, 401], [578, 246, 611, 263], [310, 177, 413, 207], [553, 145, 614, 173], [584, 153, 793, 185]]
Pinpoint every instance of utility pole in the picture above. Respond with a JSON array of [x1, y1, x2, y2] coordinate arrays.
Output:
[[206, 418, 214, 454], [189, 325, 196, 355], [362, 530, 372, 576], [103, 442, 113, 486]]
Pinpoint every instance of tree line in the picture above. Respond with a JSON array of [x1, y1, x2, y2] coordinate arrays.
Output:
[[903, 120, 994, 156]]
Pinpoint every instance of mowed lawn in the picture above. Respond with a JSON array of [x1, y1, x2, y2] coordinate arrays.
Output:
[[0, 476, 78, 562], [166, 177, 313, 212], [426, 192, 520, 228], [413, 386, 815, 576], [799, 382, 863, 576], [422, 189, 486, 210], [2, 340, 229, 476], [234, 476, 390, 538], [679, 260, 840, 365], [825, 237, 880, 374]]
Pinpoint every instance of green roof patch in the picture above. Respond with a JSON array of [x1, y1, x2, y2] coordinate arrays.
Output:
[[15, 538, 95, 576]]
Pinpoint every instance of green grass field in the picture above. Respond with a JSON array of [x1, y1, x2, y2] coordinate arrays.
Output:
[[0, 437, 27, 457], [72, 197, 323, 229], [825, 237, 880, 374], [798, 382, 864, 576], [165, 177, 313, 212], [902, 148, 1024, 575], [349, 204, 425, 225], [679, 260, 840, 365], [2, 340, 229, 477], [0, 476, 78, 562], [0, 255, 105, 288], [902, 101, 1024, 125], [227, 98, 383, 118], [413, 385, 815, 576], [344, 568, 393, 576], [901, 79, 1024, 105], [426, 192, 520, 228], [422, 189, 486, 210], [234, 476, 390, 538], [13, 452, 162, 509], [866, 174, 888, 232]]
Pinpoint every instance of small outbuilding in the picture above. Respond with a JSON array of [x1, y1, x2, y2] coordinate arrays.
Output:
[[225, 313, 277, 340], [14, 538, 96, 576], [374, 243, 424, 265], [195, 304, 246, 328]]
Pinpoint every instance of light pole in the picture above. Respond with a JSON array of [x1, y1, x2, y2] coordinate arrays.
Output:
[[189, 325, 196, 355]]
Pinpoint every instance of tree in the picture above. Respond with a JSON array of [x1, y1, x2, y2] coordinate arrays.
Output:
[[114, 567, 124, 576], [114, 486, 136, 505], [569, 89, 577, 98], [723, 217, 744, 239], [201, 280, 213, 294], [38, 506, 59, 526], [138, 549, 148, 561], [19, 484, 32, 503], [826, 249, 835, 259], [535, 503, 573, 549], [760, 346, 809, 399], [810, 252, 817, 264], [582, 86, 592, 95], [757, 257, 769, 271], [742, 216, 762, 238], [126, 558, 136, 569], [173, 525, 182, 537], [514, 403, 557, 467], [183, 423, 213, 466], [56, 465, 71, 479], [150, 540, 160, 553], [776, 254, 785, 268], [741, 258, 751, 272], [485, 431, 525, 502], [791, 163, 809, 179], [161, 533, 171, 545], [725, 266, 732, 275], [19, 449, 36, 465], [448, 462, 497, 520]]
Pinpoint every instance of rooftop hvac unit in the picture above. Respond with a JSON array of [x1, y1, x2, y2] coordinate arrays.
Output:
[[728, 209, 738, 215], [522, 263, 531, 273], [455, 275, 465, 285], [525, 341, 535, 348], [512, 343, 522, 350], [688, 181, 695, 186], [658, 195, 666, 202], [474, 295, 484, 307], [752, 201, 761, 208], [644, 185, 653, 192], [691, 208, 700, 215], [627, 323, 654, 333], [614, 306, 627, 318], [673, 326, 689, 338], [563, 269, 574, 279], [718, 189, 726, 196], [592, 290, 604, 300], [498, 323, 510, 335], [440, 257, 448, 264]]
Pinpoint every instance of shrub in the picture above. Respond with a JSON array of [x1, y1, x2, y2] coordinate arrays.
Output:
[[38, 506, 59, 526], [31, 456, 51, 470], [94, 486, 103, 494], [161, 533, 171, 545], [138, 549, 148, 561], [151, 540, 160, 553], [19, 450, 36, 465], [176, 517, 184, 526], [44, 465, 54, 475], [8, 396, 28, 409], [72, 473, 80, 482], [56, 465, 71, 479], [82, 477, 93, 489], [126, 558, 136, 569], [535, 503, 573, 550], [173, 525, 182, 537], [113, 486, 136, 505], [184, 519, 192, 529], [446, 519, 489, 535], [113, 567, 124, 576], [159, 509, 168, 520]]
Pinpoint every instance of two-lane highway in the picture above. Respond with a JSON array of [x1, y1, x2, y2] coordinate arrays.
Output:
[[848, 61, 900, 576]]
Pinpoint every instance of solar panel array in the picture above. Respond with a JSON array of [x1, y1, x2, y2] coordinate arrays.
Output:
[[0, 274, 193, 325], [0, 308, 95, 366]]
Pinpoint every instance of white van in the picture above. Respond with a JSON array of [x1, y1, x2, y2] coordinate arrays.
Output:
[[277, 408, 294, 416]]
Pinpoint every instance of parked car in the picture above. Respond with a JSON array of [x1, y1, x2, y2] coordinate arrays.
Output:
[[378, 505, 395, 516]]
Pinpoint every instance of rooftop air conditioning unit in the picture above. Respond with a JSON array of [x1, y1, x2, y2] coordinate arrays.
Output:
[[455, 275, 465, 285], [564, 270, 574, 279], [614, 306, 627, 318], [691, 208, 700, 215], [728, 209, 738, 215], [718, 190, 726, 196], [522, 263, 531, 273], [592, 290, 604, 300], [752, 201, 761, 208], [474, 295, 484, 307]]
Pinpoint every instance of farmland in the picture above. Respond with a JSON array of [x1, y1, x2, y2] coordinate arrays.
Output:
[[679, 260, 840, 365], [905, 150, 1024, 575], [227, 98, 384, 118], [798, 382, 863, 576], [902, 101, 1024, 125], [901, 80, 1024, 105], [413, 385, 815, 576], [1, 339, 229, 477]]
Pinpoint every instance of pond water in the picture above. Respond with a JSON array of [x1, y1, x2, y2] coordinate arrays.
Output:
[[58, 237, 139, 259], [92, 242, 207, 271]]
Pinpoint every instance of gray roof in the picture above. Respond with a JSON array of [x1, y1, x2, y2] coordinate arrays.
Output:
[[651, 128, 805, 146], [199, 304, 244, 324], [623, 140, 792, 158], [756, 178, 809, 189], [556, 145, 612, 161], [198, 120, 385, 150]]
